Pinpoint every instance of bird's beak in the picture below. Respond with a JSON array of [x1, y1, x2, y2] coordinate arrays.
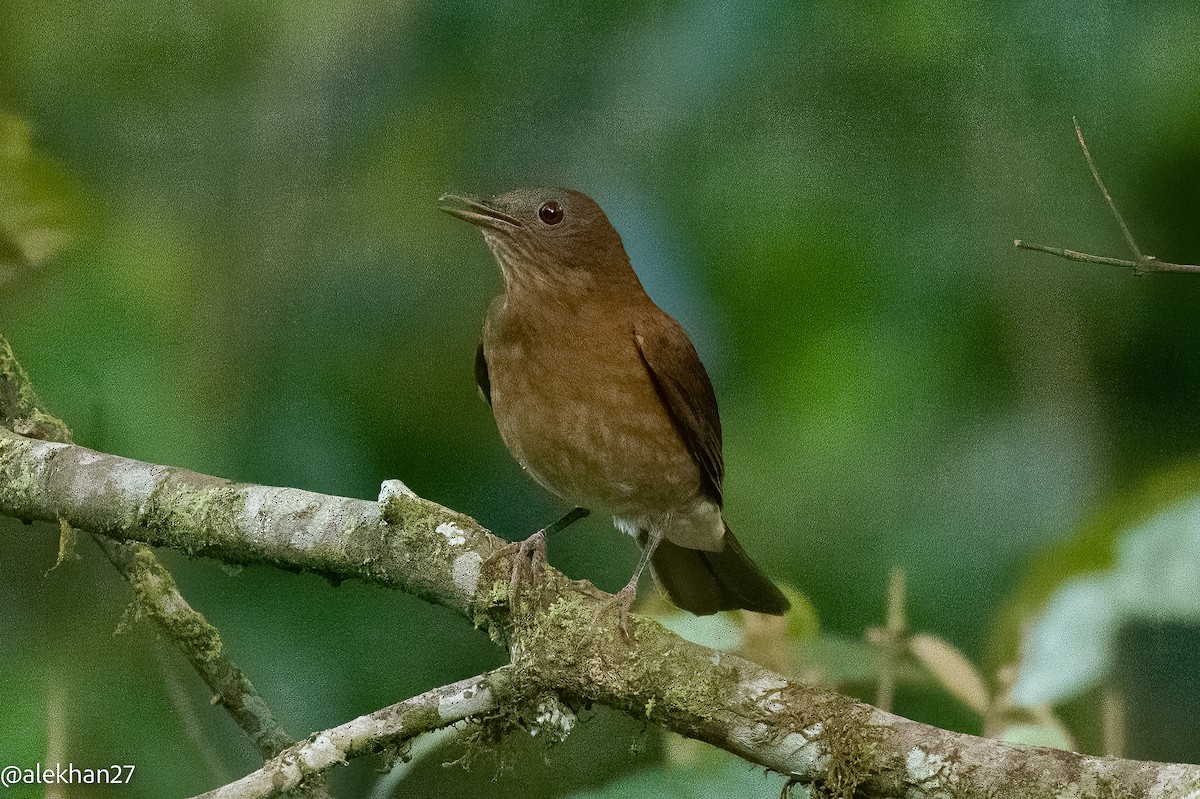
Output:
[[438, 193, 523, 230]]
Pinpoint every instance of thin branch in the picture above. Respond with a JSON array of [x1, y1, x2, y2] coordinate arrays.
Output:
[[872, 566, 907, 713], [1073, 116, 1145, 265], [98, 536, 302, 759], [1014, 240, 1142, 269], [1104, 687, 1126, 759], [45, 678, 67, 799], [1014, 120, 1200, 276], [1013, 240, 1200, 274], [190, 669, 507, 799], [0, 336, 327, 797], [155, 641, 239, 784], [3, 427, 1198, 797]]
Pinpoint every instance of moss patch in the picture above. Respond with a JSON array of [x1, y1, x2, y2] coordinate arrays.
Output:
[[0, 433, 46, 521], [137, 476, 249, 555], [0, 336, 72, 442]]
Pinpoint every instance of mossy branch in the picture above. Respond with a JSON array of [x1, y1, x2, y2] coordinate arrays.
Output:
[[2, 426, 1197, 797], [192, 669, 509, 799], [0, 335, 330, 798]]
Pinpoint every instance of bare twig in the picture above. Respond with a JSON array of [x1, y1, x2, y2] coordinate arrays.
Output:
[[1014, 121, 1200, 276], [1014, 241, 1142, 269], [1073, 116, 1145, 266], [190, 669, 508, 799], [873, 567, 907, 713], [1013, 240, 1200, 274]]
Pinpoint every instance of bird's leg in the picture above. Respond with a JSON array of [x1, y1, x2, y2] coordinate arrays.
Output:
[[487, 507, 590, 605], [507, 506, 590, 600], [590, 529, 661, 642], [544, 505, 591, 536]]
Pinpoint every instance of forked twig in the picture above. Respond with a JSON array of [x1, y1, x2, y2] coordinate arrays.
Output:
[[1015, 118, 1200, 276], [1072, 116, 1145, 266], [1012, 241, 1198, 274]]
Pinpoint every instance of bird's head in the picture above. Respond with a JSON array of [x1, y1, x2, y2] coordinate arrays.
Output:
[[439, 188, 639, 296]]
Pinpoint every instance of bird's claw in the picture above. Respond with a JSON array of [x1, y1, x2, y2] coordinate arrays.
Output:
[[586, 582, 639, 644], [485, 529, 548, 609], [485, 508, 588, 611]]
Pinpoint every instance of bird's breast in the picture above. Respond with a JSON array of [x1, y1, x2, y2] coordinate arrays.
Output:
[[482, 300, 702, 518]]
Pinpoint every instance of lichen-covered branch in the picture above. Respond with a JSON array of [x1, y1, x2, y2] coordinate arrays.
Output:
[[95, 537, 298, 759], [2, 427, 1197, 797], [0, 335, 327, 797], [0, 337, 72, 442], [191, 669, 508, 799]]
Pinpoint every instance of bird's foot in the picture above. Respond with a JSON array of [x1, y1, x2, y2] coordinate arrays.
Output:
[[484, 508, 590, 612], [586, 579, 640, 644], [569, 578, 610, 601], [485, 530, 548, 609]]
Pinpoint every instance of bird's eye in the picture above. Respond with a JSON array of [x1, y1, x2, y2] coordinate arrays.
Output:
[[538, 201, 564, 225]]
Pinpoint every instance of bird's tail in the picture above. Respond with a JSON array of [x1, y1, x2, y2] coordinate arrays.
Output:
[[647, 524, 789, 616]]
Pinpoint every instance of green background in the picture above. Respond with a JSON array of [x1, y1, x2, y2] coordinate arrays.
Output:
[[2, 1, 1199, 796]]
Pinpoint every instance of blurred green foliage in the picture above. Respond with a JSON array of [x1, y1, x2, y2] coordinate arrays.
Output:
[[0, 111, 82, 281], [2, 0, 1200, 796]]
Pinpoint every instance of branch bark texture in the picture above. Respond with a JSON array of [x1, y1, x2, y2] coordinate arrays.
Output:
[[2, 427, 1196, 798], [193, 669, 507, 799], [0, 337, 329, 797]]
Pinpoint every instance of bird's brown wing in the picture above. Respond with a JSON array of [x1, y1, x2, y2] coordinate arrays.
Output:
[[634, 311, 724, 505], [475, 341, 492, 406]]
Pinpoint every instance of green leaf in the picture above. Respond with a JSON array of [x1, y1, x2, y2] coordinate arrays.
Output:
[[993, 719, 1076, 751], [779, 584, 821, 641], [1008, 487, 1200, 705], [990, 460, 1200, 670]]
